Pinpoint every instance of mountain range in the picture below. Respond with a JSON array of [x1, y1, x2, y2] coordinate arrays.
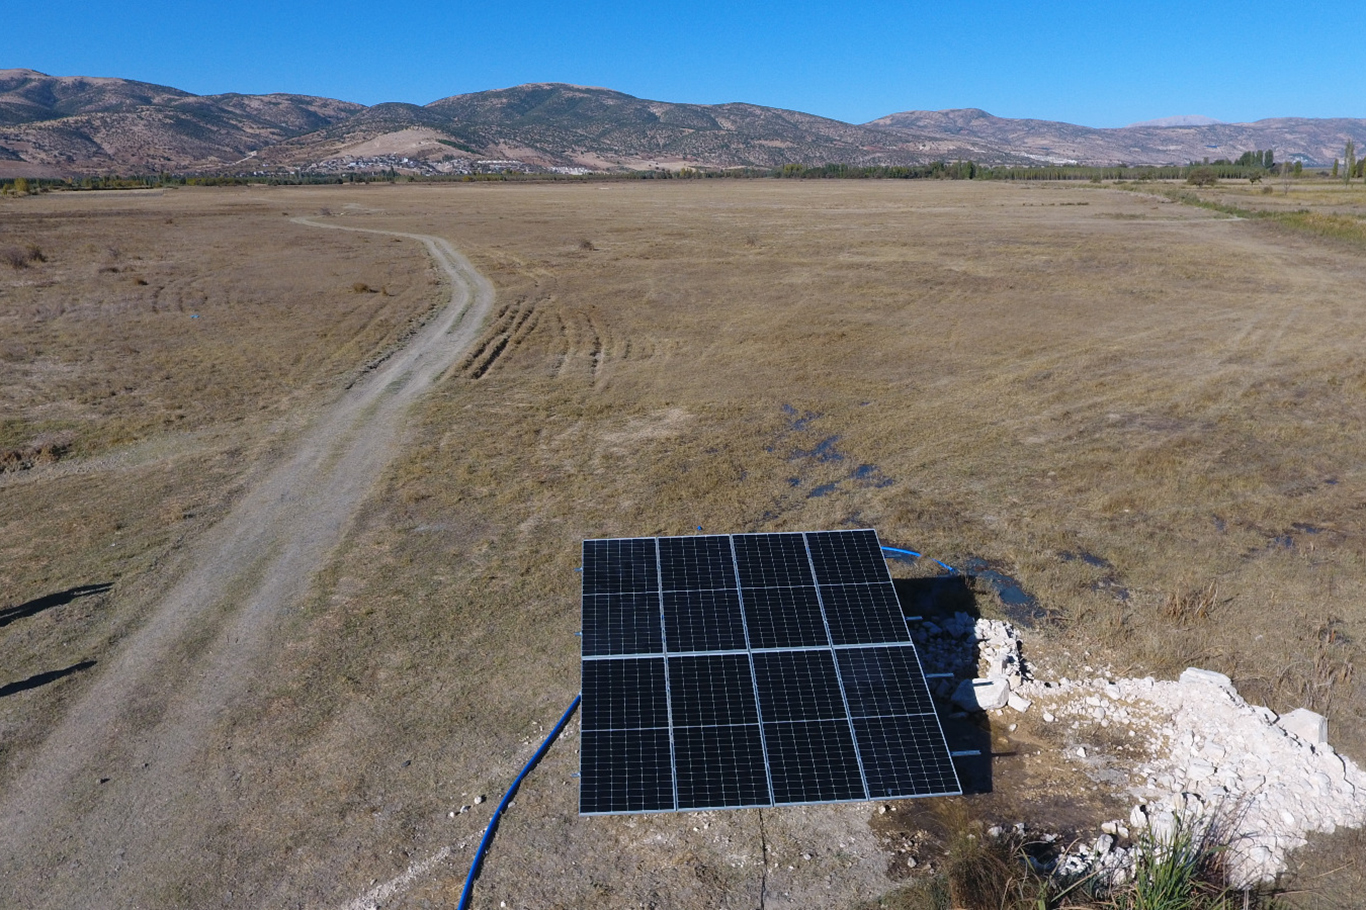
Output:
[[3, 69, 1364, 177]]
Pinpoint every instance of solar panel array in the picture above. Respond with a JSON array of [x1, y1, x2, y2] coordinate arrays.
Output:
[[579, 528, 961, 815]]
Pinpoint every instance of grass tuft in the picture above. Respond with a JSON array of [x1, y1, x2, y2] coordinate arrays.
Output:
[[1109, 814, 1239, 910], [1161, 581, 1218, 625]]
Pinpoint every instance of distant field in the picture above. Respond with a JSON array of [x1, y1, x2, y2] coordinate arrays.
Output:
[[2, 180, 1364, 908]]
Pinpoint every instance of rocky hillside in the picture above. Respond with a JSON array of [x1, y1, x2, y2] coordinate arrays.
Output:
[[0, 69, 363, 176], [4, 68, 1365, 176], [867, 107, 1366, 167], [0, 71, 1009, 176]]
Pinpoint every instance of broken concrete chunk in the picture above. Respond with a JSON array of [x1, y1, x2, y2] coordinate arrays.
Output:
[[951, 676, 1010, 712], [1179, 667, 1236, 694], [1277, 708, 1328, 745], [1007, 693, 1032, 713]]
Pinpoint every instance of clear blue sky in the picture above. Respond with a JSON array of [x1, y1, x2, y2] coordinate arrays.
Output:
[[10, 0, 1364, 127]]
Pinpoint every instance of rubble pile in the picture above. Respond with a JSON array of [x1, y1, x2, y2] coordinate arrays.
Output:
[[910, 611, 1366, 886]]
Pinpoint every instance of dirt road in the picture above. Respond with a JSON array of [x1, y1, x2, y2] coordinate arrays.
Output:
[[0, 220, 493, 908]]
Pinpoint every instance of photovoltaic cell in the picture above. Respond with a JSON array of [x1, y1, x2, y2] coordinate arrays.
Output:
[[663, 589, 747, 653], [582, 593, 665, 657], [583, 537, 658, 595], [733, 533, 814, 588], [807, 529, 889, 584], [668, 654, 760, 726], [741, 585, 829, 650], [581, 657, 669, 730], [674, 724, 770, 809], [580, 529, 961, 815], [819, 583, 911, 646], [837, 646, 936, 718], [853, 715, 961, 798], [763, 719, 864, 804], [751, 650, 847, 722], [580, 728, 675, 813], [659, 535, 737, 592]]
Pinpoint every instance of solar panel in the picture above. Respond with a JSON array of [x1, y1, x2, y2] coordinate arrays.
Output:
[[579, 529, 962, 814]]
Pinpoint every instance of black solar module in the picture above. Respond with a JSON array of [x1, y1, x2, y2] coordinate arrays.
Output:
[[579, 528, 962, 814]]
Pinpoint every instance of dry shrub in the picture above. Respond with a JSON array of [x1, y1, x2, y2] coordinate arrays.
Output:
[[578, 238, 595, 250], [1161, 581, 1218, 625], [352, 281, 375, 293], [25, 243, 46, 263], [0, 432, 75, 473], [3, 246, 28, 269], [930, 801, 1042, 910], [946, 830, 1019, 910]]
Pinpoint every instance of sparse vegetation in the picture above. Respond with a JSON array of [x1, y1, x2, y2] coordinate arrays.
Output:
[[874, 807, 1258, 910], [4, 181, 1365, 909]]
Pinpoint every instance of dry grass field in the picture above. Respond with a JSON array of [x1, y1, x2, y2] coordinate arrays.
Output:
[[2, 179, 1365, 909]]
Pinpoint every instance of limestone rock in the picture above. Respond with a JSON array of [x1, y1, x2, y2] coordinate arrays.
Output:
[[1278, 708, 1328, 745], [1179, 667, 1236, 694], [952, 676, 1010, 711]]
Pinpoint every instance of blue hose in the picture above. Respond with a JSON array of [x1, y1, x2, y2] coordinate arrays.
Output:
[[881, 545, 957, 574], [457, 693, 582, 910]]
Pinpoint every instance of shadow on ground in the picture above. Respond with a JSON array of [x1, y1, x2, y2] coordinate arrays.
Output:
[[895, 575, 994, 795], [0, 583, 113, 629], [0, 660, 97, 698]]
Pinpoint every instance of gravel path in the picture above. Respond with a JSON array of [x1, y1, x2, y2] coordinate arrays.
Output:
[[0, 220, 493, 909]]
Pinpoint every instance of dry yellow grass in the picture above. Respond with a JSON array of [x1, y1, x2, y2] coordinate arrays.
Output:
[[2, 179, 1365, 908]]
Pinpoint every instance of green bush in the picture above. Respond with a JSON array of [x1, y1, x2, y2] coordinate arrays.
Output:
[[1186, 167, 1219, 187]]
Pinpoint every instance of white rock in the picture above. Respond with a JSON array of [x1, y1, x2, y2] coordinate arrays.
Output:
[[1007, 693, 1032, 713], [1179, 667, 1236, 694], [1278, 708, 1328, 745], [952, 677, 1010, 711], [1188, 760, 1216, 781], [1042, 711, 1055, 723]]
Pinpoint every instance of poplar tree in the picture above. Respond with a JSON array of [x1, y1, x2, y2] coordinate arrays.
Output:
[[1346, 140, 1357, 185]]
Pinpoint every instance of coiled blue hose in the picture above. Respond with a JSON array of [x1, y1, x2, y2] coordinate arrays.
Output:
[[457, 693, 582, 910]]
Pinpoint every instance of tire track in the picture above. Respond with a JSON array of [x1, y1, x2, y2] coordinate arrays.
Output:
[[458, 287, 547, 379], [554, 309, 606, 384], [0, 219, 495, 910]]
